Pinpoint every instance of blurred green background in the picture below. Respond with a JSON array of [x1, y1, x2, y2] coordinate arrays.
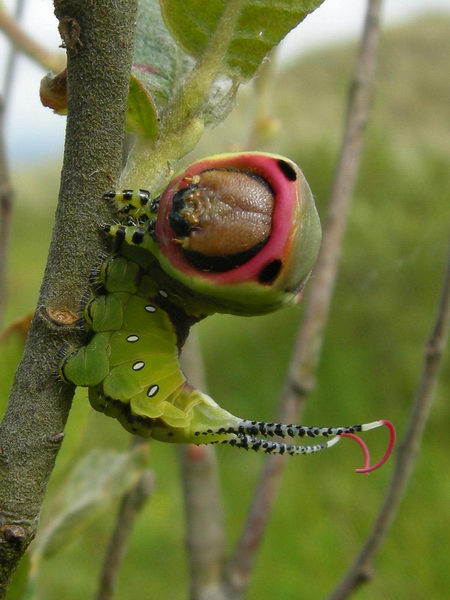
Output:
[[1, 13, 449, 600]]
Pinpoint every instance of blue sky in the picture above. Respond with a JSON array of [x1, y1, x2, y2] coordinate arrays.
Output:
[[1, 0, 449, 164]]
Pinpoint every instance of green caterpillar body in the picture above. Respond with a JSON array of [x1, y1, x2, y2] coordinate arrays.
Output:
[[62, 253, 241, 444], [60, 154, 394, 466]]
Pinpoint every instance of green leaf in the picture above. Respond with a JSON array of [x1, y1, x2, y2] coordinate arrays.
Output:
[[33, 447, 147, 560], [126, 75, 159, 139], [160, 0, 325, 81], [0, 315, 32, 416], [133, 0, 192, 112]]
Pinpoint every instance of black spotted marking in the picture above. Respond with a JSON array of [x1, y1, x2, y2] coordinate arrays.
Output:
[[116, 226, 126, 239], [258, 259, 282, 284], [275, 424, 284, 436], [123, 189, 133, 201], [149, 199, 160, 214], [145, 304, 156, 313], [251, 439, 262, 451], [118, 204, 134, 214], [276, 159, 297, 181], [113, 226, 126, 251], [127, 335, 139, 343], [103, 191, 116, 199], [132, 229, 145, 244], [147, 384, 159, 397], [139, 189, 150, 205], [132, 361, 145, 371]]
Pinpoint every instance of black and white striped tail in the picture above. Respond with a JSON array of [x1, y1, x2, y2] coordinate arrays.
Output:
[[225, 433, 342, 456], [198, 419, 395, 473]]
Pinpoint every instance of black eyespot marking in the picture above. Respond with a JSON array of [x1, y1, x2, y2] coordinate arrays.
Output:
[[132, 361, 145, 371], [123, 189, 133, 201], [258, 259, 282, 284], [127, 335, 139, 343], [277, 159, 297, 181]]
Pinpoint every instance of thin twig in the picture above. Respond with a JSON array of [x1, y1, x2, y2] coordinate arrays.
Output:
[[0, 0, 27, 326], [2, 0, 26, 103], [0, 103, 13, 327], [96, 448, 154, 600], [179, 332, 227, 600], [224, 1, 384, 596], [245, 50, 279, 150], [326, 243, 450, 600], [0, 5, 65, 73]]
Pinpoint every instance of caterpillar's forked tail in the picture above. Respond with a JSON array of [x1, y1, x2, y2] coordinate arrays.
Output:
[[342, 419, 396, 474], [197, 419, 396, 474]]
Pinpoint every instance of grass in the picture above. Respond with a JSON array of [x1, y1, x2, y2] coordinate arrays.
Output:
[[2, 12, 450, 600]]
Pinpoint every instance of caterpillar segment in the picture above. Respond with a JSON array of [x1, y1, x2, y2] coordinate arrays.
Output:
[[104, 188, 159, 220], [103, 222, 158, 255]]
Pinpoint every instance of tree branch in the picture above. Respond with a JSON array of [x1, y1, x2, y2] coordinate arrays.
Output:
[[0, 102, 13, 328], [245, 50, 280, 150], [0, 5, 65, 73], [326, 242, 450, 600], [224, 0, 384, 595], [0, 1, 137, 595], [0, 0, 26, 327], [96, 458, 154, 600], [179, 332, 227, 600]]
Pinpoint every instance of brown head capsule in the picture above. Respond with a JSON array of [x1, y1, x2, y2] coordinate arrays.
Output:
[[168, 169, 274, 271]]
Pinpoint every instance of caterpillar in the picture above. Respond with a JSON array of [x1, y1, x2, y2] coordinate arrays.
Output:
[[60, 153, 395, 471]]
